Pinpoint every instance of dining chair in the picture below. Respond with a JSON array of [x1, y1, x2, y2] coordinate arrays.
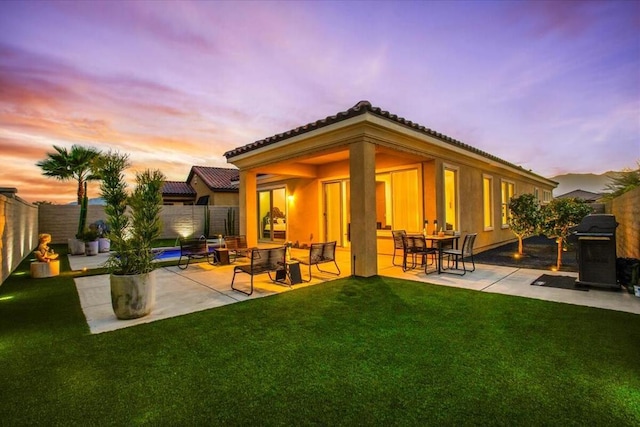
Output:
[[441, 233, 477, 275], [391, 230, 407, 266], [402, 235, 437, 272]]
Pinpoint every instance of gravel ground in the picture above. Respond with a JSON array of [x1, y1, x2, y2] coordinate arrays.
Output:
[[474, 235, 578, 272]]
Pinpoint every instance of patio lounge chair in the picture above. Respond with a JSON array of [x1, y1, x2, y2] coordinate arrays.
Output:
[[441, 233, 477, 275], [231, 246, 287, 296], [224, 235, 253, 262], [293, 241, 341, 282]]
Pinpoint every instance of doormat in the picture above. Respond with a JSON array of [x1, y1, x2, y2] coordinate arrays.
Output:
[[531, 274, 588, 291]]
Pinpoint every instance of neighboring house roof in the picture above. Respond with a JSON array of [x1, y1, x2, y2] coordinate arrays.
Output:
[[162, 181, 196, 197], [555, 189, 603, 202], [187, 166, 239, 192], [223, 100, 556, 185]]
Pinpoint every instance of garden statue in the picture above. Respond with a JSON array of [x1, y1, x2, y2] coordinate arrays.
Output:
[[34, 233, 59, 262]]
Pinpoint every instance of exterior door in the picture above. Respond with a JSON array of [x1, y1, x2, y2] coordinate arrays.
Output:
[[258, 188, 286, 241], [323, 180, 350, 247]]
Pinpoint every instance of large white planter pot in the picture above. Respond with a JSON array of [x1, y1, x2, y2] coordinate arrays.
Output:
[[85, 241, 99, 256], [98, 238, 111, 253], [68, 238, 85, 255], [110, 271, 157, 320]]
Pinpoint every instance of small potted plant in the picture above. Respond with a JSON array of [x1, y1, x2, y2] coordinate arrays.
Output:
[[93, 220, 111, 253], [99, 151, 165, 320], [82, 228, 100, 256]]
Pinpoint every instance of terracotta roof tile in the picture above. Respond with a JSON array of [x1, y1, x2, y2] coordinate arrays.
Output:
[[189, 166, 239, 191], [162, 181, 196, 196], [223, 101, 547, 181]]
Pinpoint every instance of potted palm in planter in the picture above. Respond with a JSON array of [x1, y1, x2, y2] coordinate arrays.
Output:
[[36, 144, 101, 255], [99, 151, 165, 320]]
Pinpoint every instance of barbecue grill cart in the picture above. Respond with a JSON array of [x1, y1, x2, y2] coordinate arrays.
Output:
[[574, 214, 619, 289]]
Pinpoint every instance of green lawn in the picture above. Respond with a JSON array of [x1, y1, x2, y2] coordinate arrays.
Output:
[[1, 247, 639, 425]]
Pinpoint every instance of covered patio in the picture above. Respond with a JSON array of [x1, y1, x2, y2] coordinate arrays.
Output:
[[71, 249, 640, 334], [224, 101, 557, 279]]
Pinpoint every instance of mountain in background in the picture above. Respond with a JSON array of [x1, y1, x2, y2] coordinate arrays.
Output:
[[67, 197, 106, 206], [550, 171, 618, 197]]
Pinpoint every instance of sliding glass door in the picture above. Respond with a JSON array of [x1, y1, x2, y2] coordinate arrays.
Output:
[[323, 180, 350, 247], [258, 188, 286, 241]]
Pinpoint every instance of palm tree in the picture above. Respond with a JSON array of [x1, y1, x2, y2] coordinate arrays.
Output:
[[37, 145, 102, 240], [37, 145, 102, 204]]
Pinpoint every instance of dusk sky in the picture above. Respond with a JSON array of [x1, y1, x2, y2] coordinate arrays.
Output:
[[1, 0, 638, 204]]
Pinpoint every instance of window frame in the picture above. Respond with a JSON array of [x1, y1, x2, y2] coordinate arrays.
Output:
[[500, 179, 515, 229], [483, 174, 494, 231]]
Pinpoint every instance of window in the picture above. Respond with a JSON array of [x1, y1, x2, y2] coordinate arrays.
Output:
[[501, 180, 515, 227], [543, 190, 552, 204], [534, 187, 540, 201], [444, 167, 458, 230], [375, 168, 420, 232], [483, 175, 493, 231]]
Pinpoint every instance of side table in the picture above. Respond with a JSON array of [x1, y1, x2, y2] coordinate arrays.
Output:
[[275, 261, 303, 285], [214, 248, 230, 265]]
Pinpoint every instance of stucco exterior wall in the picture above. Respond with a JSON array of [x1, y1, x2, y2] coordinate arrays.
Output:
[[212, 191, 239, 206], [187, 176, 239, 206], [606, 187, 640, 259], [1, 192, 38, 285]]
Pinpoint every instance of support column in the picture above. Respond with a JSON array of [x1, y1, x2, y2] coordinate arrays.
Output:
[[239, 170, 258, 247], [349, 140, 378, 277]]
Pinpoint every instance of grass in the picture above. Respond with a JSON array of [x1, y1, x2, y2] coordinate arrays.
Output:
[[1, 247, 639, 425]]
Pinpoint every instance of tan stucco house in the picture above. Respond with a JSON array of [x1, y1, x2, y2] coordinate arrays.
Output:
[[224, 101, 557, 277], [162, 166, 239, 206]]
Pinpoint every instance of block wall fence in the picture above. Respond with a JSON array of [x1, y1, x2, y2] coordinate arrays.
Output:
[[38, 205, 239, 244], [605, 186, 640, 259], [0, 191, 39, 285]]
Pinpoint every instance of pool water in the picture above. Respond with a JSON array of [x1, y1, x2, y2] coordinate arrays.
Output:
[[153, 247, 216, 260]]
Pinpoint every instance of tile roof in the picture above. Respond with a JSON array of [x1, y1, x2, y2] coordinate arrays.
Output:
[[555, 189, 603, 202], [189, 166, 239, 191], [162, 181, 196, 196], [223, 100, 552, 183]]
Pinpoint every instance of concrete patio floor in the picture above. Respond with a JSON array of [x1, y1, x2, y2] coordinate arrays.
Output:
[[71, 248, 640, 334]]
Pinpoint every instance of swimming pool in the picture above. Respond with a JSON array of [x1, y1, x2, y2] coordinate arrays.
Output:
[[152, 247, 216, 260]]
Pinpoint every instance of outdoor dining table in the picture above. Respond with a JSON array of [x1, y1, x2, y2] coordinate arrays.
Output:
[[424, 234, 460, 274]]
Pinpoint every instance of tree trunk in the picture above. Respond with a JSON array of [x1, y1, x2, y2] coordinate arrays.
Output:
[[518, 237, 523, 255], [76, 179, 84, 204], [556, 238, 563, 270]]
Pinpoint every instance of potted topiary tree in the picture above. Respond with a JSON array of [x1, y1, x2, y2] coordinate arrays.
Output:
[[99, 151, 165, 320], [82, 227, 100, 256]]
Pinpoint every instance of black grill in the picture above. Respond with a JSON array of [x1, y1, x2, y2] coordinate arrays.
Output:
[[574, 214, 619, 288]]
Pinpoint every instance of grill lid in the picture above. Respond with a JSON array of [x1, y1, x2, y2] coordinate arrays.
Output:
[[574, 214, 618, 235]]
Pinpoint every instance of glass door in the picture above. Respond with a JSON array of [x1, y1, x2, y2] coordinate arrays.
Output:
[[258, 188, 286, 241], [323, 180, 350, 247]]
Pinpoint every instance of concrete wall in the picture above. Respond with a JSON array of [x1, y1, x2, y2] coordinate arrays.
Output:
[[606, 187, 640, 259], [39, 205, 239, 244], [1, 190, 39, 285]]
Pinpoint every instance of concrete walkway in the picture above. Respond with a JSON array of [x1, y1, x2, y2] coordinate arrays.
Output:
[[71, 248, 640, 334]]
